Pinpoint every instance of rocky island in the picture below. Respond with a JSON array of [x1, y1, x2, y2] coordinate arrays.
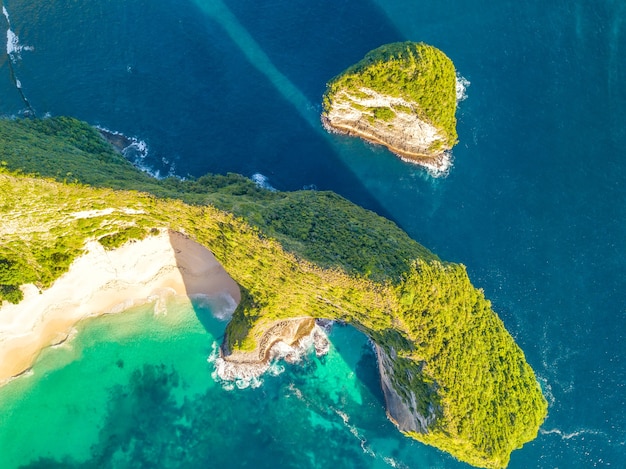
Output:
[[0, 117, 546, 468], [322, 42, 458, 175]]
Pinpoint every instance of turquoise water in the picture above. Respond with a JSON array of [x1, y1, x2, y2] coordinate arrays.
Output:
[[0, 298, 448, 468], [1, 0, 625, 467]]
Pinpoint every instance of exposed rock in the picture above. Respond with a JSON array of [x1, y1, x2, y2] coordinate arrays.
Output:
[[322, 42, 458, 176], [375, 344, 435, 433], [216, 317, 329, 381], [322, 87, 449, 170]]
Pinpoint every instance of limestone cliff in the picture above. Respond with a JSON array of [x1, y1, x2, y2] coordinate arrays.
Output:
[[0, 117, 547, 469], [322, 42, 458, 174], [375, 344, 435, 434]]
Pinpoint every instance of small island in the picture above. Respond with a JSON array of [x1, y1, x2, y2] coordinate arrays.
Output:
[[0, 117, 546, 468], [322, 42, 458, 175]]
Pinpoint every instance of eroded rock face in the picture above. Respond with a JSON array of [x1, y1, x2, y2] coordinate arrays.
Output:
[[322, 87, 451, 173], [321, 41, 458, 176], [375, 344, 436, 434], [217, 317, 326, 381]]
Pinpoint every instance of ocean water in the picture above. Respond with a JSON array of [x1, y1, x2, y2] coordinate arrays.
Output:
[[1, 0, 625, 467]]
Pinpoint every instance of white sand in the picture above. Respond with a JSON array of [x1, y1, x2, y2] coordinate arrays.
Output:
[[0, 230, 240, 384]]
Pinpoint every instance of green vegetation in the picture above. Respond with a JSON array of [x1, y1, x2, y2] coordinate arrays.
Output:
[[395, 261, 547, 468], [0, 117, 546, 468], [323, 41, 458, 148], [372, 107, 396, 122], [0, 117, 431, 282]]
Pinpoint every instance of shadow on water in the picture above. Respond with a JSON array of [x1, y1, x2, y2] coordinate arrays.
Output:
[[328, 323, 386, 409], [5, 0, 398, 220], [220, 0, 404, 104], [167, 230, 241, 342]]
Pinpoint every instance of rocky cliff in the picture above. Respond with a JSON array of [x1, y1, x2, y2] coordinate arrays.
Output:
[[322, 42, 458, 175], [375, 344, 436, 433], [0, 117, 547, 469]]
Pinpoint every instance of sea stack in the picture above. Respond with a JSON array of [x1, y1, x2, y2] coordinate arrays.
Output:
[[322, 42, 458, 175]]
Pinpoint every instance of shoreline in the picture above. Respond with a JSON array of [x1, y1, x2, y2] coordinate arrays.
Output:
[[214, 319, 330, 383], [0, 230, 240, 385], [321, 116, 452, 176]]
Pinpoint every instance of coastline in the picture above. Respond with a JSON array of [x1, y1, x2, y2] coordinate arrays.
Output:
[[0, 230, 240, 385], [321, 116, 452, 176]]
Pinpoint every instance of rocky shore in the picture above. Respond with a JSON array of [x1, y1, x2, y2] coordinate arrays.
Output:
[[215, 317, 330, 381]]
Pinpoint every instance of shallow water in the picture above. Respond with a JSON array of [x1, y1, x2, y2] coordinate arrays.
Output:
[[1, 0, 625, 467]]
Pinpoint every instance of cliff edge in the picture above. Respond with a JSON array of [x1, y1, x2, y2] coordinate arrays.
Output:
[[0, 117, 546, 469], [322, 42, 458, 175]]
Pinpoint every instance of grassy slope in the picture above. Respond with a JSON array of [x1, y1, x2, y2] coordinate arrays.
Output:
[[0, 117, 546, 468], [323, 41, 458, 148]]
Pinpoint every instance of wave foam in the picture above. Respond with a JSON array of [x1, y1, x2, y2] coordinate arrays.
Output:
[[331, 406, 376, 457], [210, 322, 330, 386], [3, 9, 34, 61], [251, 173, 277, 191], [96, 126, 166, 178], [456, 73, 470, 102], [540, 427, 608, 441], [400, 151, 454, 179]]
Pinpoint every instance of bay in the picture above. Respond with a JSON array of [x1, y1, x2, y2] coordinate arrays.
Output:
[[1, 0, 625, 467]]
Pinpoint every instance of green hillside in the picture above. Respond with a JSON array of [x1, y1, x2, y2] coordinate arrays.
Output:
[[323, 42, 458, 148], [0, 117, 546, 468]]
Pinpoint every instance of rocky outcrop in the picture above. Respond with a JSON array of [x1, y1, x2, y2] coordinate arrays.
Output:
[[375, 344, 436, 434], [322, 41, 458, 176], [216, 317, 329, 381], [322, 87, 452, 174]]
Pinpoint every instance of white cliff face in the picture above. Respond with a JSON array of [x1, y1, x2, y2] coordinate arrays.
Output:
[[323, 87, 452, 175], [375, 344, 436, 434]]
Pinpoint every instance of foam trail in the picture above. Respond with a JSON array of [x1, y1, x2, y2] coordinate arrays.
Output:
[[2, 2, 36, 116], [540, 427, 607, 441]]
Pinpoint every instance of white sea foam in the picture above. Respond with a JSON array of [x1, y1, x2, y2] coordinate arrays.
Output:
[[6, 28, 17, 56], [332, 407, 376, 457], [251, 173, 277, 191], [267, 361, 285, 376], [207, 341, 220, 363], [210, 322, 330, 385], [456, 73, 470, 102], [537, 375, 556, 408], [540, 427, 607, 441], [400, 150, 453, 179], [4, 24, 33, 60], [96, 126, 168, 179]]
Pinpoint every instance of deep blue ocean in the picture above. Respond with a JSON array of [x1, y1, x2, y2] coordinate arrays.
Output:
[[1, 0, 625, 467]]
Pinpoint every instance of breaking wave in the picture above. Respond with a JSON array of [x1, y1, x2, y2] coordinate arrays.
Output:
[[456, 73, 470, 102], [3, 5, 33, 60], [209, 322, 330, 387], [95, 126, 170, 179], [2, 4, 35, 116], [251, 173, 277, 191]]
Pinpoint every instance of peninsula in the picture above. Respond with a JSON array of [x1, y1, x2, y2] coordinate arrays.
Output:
[[322, 42, 458, 174], [0, 117, 546, 468]]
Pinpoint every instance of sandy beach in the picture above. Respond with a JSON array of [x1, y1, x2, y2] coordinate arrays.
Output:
[[0, 230, 240, 384]]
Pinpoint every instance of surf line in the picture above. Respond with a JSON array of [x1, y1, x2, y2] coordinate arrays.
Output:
[[2, 3, 36, 117]]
